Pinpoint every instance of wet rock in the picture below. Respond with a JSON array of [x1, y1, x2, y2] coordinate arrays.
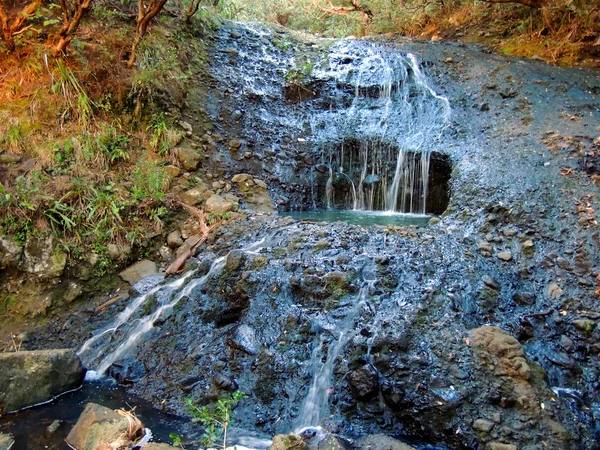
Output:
[[482, 275, 500, 290], [226, 250, 246, 272], [65, 402, 142, 450], [167, 230, 184, 248], [106, 357, 146, 385], [270, 434, 307, 450], [546, 282, 564, 300], [521, 239, 534, 257], [0, 433, 15, 450], [486, 443, 516, 450], [20, 235, 67, 279], [496, 251, 512, 262], [229, 324, 257, 355], [353, 434, 415, 450], [47, 419, 62, 433], [119, 260, 159, 285], [0, 349, 86, 413], [573, 319, 595, 333], [177, 147, 202, 171], [317, 435, 352, 450], [477, 242, 492, 255], [229, 138, 243, 150], [205, 194, 234, 213], [473, 418, 495, 433], [381, 382, 405, 411], [348, 364, 379, 400], [0, 237, 22, 269]]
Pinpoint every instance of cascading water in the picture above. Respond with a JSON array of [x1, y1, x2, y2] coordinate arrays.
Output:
[[78, 236, 269, 379], [312, 42, 451, 214], [295, 284, 371, 431]]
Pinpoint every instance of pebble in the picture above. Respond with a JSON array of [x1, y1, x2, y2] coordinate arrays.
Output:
[[497, 251, 512, 261], [473, 419, 495, 433]]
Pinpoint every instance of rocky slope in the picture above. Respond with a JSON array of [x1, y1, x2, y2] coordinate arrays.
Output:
[[6, 20, 600, 450]]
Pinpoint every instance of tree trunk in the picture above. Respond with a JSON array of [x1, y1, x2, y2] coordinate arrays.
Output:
[[0, 1, 14, 49], [54, 0, 93, 55], [127, 0, 168, 67]]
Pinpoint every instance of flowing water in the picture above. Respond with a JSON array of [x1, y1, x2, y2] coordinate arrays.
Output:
[[311, 42, 451, 214], [78, 236, 270, 378]]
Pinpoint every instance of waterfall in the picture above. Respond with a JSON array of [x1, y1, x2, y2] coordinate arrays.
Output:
[[311, 41, 451, 214], [295, 283, 372, 430], [79, 236, 269, 379]]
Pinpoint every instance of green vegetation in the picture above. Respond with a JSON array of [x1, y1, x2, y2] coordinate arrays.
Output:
[[185, 390, 247, 449], [218, 0, 600, 66]]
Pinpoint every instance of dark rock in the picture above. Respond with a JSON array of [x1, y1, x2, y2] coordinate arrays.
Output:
[[106, 357, 146, 385], [0, 349, 86, 413], [348, 364, 379, 400], [353, 434, 416, 450], [226, 250, 247, 272]]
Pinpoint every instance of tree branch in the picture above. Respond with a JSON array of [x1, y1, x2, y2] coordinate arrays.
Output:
[[477, 0, 545, 8]]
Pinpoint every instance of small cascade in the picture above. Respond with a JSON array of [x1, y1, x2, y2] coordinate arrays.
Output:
[[312, 42, 451, 214], [295, 283, 372, 430], [79, 236, 269, 379]]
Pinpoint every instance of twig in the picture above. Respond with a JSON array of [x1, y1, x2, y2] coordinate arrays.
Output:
[[520, 309, 554, 321]]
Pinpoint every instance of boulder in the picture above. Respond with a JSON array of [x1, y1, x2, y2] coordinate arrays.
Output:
[[179, 183, 212, 206], [205, 194, 234, 213], [65, 403, 144, 450], [0, 349, 86, 413], [167, 230, 183, 248], [119, 260, 159, 285], [353, 434, 416, 450], [317, 435, 352, 450], [0, 237, 22, 269], [231, 174, 276, 214], [19, 235, 66, 279], [176, 147, 202, 171], [0, 433, 15, 450], [348, 364, 379, 399], [270, 434, 307, 450]]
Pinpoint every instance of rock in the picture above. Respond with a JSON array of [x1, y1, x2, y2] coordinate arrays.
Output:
[[487, 443, 517, 450], [178, 120, 193, 134], [0, 237, 22, 269], [226, 249, 246, 272], [521, 240, 534, 256], [159, 245, 173, 261], [429, 217, 440, 225], [270, 434, 307, 450], [0, 433, 15, 450], [19, 235, 66, 279], [0, 349, 86, 413], [143, 444, 180, 450], [180, 184, 212, 206], [167, 230, 184, 248], [229, 139, 242, 150], [353, 434, 416, 450], [176, 147, 202, 171], [482, 275, 500, 290], [573, 319, 595, 333], [317, 434, 352, 450], [231, 173, 276, 213], [0, 154, 21, 164], [471, 326, 531, 381], [163, 165, 181, 178], [205, 194, 234, 213], [477, 242, 493, 254], [65, 403, 143, 450], [47, 419, 62, 433], [229, 324, 257, 355], [106, 357, 146, 385], [348, 364, 379, 399], [546, 282, 564, 300], [473, 418, 495, 433], [497, 251, 512, 261], [119, 260, 159, 284], [106, 243, 131, 261]]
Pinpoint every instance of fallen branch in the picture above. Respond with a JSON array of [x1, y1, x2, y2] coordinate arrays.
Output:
[[520, 309, 554, 321], [95, 293, 128, 314]]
